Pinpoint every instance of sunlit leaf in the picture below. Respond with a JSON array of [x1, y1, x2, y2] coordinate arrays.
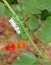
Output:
[[12, 53, 37, 65], [37, 16, 51, 43], [0, 2, 5, 14], [26, 16, 38, 33], [19, 0, 51, 14]]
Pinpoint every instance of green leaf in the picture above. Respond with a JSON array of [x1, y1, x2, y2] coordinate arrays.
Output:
[[11, 4, 23, 19], [26, 16, 38, 32], [11, 4, 21, 12], [19, 0, 41, 14], [19, 0, 51, 14], [12, 53, 37, 65], [0, 2, 5, 14], [37, 0, 51, 12], [4, 4, 23, 18], [37, 16, 51, 43], [4, 10, 12, 18], [7, 0, 14, 4], [40, 59, 51, 65], [32, 63, 39, 65], [43, 62, 51, 65]]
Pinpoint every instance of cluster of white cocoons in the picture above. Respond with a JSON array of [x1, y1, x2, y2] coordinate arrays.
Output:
[[9, 18, 20, 34]]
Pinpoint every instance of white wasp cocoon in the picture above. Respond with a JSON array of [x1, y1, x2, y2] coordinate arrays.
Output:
[[15, 27, 20, 30], [9, 18, 16, 25], [9, 18, 20, 34]]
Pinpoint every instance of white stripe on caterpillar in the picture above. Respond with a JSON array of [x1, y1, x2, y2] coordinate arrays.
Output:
[[9, 18, 20, 34]]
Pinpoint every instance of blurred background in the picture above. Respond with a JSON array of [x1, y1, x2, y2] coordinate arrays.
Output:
[[0, 0, 18, 4]]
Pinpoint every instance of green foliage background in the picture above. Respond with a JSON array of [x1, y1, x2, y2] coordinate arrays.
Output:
[[0, 0, 51, 65]]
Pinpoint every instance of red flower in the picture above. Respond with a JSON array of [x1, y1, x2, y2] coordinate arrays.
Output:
[[0, 22, 6, 28], [5, 41, 16, 51]]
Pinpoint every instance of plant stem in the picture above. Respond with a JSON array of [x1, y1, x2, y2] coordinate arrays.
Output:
[[43, 43, 48, 54], [3, 0, 44, 58]]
